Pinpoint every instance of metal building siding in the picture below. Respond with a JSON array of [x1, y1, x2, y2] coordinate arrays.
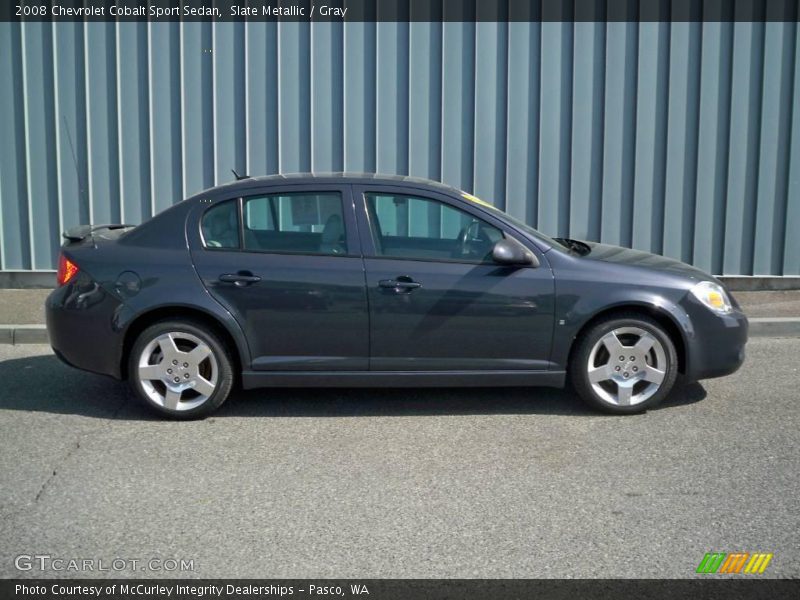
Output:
[[0, 20, 798, 275]]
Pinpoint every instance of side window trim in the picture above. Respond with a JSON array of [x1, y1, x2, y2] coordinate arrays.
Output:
[[363, 194, 383, 253], [237, 196, 245, 250]]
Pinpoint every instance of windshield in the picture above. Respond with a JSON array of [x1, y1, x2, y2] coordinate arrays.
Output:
[[460, 192, 571, 253]]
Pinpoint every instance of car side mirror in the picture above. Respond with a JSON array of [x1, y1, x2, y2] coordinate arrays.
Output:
[[492, 239, 538, 267]]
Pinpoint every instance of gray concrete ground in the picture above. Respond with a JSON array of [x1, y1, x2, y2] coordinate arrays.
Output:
[[734, 290, 800, 318], [0, 289, 49, 325], [0, 339, 797, 579]]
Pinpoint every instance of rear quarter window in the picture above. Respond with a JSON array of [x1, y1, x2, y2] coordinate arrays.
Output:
[[201, 200, 240, 249]]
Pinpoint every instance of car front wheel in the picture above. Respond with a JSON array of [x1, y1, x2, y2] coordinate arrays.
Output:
[[128, 320, 234, 419], [570, 313, 678, 414]]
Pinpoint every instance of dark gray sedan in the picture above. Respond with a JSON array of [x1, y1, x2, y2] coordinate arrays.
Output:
[[46, 173, 747, 418]]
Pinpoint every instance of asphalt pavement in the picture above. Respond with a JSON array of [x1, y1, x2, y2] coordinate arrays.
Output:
[[0, 339, 798, 579]]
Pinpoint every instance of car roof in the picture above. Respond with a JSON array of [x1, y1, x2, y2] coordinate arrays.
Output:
[[187, 172, 462, 201]]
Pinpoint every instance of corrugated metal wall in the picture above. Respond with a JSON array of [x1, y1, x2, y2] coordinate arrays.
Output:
[[0, 20, 798, 274]]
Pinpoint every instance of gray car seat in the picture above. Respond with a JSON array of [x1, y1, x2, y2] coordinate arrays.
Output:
[[319, 214, 345, 254], [204, 204, 239, 248]]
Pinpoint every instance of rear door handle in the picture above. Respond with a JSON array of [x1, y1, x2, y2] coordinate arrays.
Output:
[[219, 272, 261, 286], [378, 276, 421, 293]]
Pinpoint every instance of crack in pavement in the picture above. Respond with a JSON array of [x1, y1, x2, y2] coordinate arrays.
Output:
[[34, 438, 81, 503], [32, 392, 131, 504]]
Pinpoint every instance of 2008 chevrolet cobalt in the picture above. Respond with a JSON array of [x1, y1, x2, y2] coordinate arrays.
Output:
[[46, 174, 747, 419]]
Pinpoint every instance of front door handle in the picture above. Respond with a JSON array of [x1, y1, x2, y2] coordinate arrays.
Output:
[[378, 276, 421, 293], [219, 271, 261, 286]]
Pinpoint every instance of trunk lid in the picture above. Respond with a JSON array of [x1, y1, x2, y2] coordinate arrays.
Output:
[[62, 224, 136, 247]]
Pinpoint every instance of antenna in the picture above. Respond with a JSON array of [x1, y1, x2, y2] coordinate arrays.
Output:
[[231, 169, 250, 181], [62, 115, 88, 223]]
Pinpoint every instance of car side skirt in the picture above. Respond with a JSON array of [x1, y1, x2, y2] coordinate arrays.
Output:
[[241, 370, 566, 389]]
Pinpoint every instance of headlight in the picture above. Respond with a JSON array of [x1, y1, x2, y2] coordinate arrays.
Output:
[[690, 281, 732, 314]]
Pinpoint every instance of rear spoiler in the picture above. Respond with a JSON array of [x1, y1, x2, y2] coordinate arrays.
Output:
[[62, 224, 135, 242]]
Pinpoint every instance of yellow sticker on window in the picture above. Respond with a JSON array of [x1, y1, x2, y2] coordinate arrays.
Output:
[[461, 192, 494, 209]]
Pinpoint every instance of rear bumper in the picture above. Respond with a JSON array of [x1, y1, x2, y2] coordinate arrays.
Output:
[[681, 298, 748, 382], [45, 277, 125, 379]]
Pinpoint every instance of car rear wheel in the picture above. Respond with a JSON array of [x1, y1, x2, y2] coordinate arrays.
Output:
[[570, 313, 678, 414], [128, 320, 234, 419]]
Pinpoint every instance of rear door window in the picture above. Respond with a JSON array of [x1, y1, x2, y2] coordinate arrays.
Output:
[[243, 192, 347, 255]]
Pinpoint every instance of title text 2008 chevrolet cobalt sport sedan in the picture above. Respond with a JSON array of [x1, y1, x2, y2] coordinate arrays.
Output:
[[46, 174, 747, 419]]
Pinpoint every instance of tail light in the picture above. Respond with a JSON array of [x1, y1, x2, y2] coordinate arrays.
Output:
[[57, 253, 80, 286]]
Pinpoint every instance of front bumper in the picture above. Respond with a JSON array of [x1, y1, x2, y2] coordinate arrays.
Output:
[[680, 297, 748, 382], [46, 275, 126, 379]]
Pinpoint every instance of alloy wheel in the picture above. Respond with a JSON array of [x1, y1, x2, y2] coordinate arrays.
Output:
[[137, 332, 219, 412], [586, 326, 667, 407]]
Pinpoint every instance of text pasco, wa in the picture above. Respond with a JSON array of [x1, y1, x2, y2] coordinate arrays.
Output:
[[232, 4, 348, 18]]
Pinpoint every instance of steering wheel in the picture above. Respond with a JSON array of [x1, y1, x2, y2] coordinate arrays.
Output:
[[454, 219, 483, 259]]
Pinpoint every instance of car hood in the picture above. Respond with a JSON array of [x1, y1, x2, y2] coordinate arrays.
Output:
[[578, 241, 717, 283]]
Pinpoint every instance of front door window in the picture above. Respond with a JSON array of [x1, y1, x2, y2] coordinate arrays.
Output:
[[365, 193, 503, 263]]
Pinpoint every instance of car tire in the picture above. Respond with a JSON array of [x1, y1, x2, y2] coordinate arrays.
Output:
[[128, 319, 234, 419], [570, 313, 678, 414]]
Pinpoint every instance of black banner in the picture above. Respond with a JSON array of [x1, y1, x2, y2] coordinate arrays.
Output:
[[4, 0, 800, 23], [3, 579, 800, 600]]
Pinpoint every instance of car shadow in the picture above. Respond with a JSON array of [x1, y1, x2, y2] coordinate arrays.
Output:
[[0, 353, 707, 421]]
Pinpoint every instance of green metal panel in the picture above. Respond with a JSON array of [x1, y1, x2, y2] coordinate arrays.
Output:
[[212, 21, 246, 184], [538, 21, 571, 235], [376, 21, 409, 174], [245, 21, 279, 178], [441, 20, 475, 193], [723, 21, 765, 275], [22, 22, 59, 269], [53, 22, 89, 234], [786, 24, 800, 276], [311, 22, 344, 172], [693, 20, 733, 275], [0, 22, 31, 269], [84, 23, 120, 227], [753, 22, 796, 275], [116, 22, 150, 225], [570, 21, 604, 242], [505, 21, 539, 226], [601, 22, 638, 248], [408, 19, 442, 181], [473, 19, 507, 209], [663, 21, 702, 264], [343, 22, 376, 173], [631, 20, 670, 257], [0, 19, 798, 275], [148, 22, 183, 213], [277, 22, 311, 173], [179, 22, 214, 195]]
